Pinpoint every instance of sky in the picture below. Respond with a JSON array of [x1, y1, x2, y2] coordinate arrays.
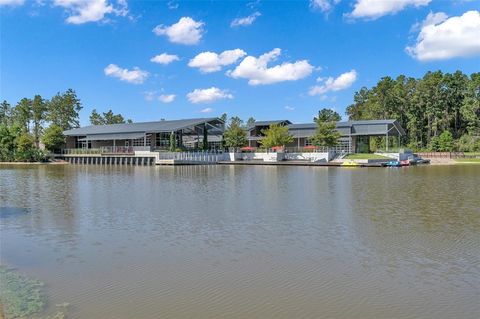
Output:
[[1, 0, 479, 126]]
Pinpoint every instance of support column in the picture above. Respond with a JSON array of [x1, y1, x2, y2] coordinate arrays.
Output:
[[386, 131, 389, 151]]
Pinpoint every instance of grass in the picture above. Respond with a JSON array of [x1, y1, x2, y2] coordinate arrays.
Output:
[[0, 266, 68, 319], [344, 153, 391, 160], [455, 158, 480, 164]]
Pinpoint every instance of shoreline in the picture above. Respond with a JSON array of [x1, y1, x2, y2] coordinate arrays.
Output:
[[0, 161, 68, 165]]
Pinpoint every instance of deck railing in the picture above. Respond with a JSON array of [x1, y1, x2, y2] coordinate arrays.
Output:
[[62, 146, 150, 155], [157, 150, 227, 162], [416, 152, 479, 159]]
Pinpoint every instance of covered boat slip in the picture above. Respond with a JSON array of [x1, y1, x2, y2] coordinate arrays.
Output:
[[64, 117, 225, 151]]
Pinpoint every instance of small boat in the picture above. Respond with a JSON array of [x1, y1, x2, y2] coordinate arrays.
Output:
[[385, 160, 401, 167], [400, 160, 410, 166], [341, 160, 360, 167]]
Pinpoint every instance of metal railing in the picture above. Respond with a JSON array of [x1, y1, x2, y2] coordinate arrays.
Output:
[[416, 152, 479, 159], [157, 150, 227, 163], [62, 146, 151, 155]]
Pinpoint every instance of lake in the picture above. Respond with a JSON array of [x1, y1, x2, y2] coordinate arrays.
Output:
[[1, 164, 479, 319]]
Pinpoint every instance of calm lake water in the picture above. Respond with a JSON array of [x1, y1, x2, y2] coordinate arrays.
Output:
[[1, 164, 479, 319]]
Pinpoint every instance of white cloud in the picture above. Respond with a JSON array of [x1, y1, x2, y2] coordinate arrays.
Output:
[[159, 94, 176, 103], [348, 0, 431, 20], [309, 69, 357, 96], [200, 107, 214, 113], [53, 0, 128, 24], [410, 11, 448, 32], [310, 0, 341, 13], [231, 11, 261, 27], [153, 17, 204, 45], [187, 87, 233, 104], [188, 49, 246, 73], [228, 48, 314, 85], [104, 64, 149, 84], [143, 91, 156, 101], [0, 0, 25, 6], [406, 10, 480, 61], [150, 53, 180, 65], [167, 0, 178, 10], [285, 106, 295, 111]]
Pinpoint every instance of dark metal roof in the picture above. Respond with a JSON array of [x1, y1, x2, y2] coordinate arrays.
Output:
[[287, 119, 405, 136], [64, 118, 222, 136], [247, 120, 291, 129]]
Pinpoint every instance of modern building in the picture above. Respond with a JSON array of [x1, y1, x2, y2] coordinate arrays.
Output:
[[63, 117, 405, 153], [63, 118, 225, 151], [247, 119, 405, 152]]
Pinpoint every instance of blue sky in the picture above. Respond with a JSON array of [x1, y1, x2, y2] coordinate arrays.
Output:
[[1, 0, 479, 126]]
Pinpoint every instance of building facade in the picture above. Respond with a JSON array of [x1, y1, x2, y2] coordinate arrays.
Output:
[[247, 119, 405, 153], [64, 117, 405, 153]]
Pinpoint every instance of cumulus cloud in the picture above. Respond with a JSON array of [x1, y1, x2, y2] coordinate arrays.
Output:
[[406, 10, 480, 61], [348, 0, 431, 20], [310, 0, 341, 13], [187, 87, 233, 104], [150, 53, 180, 65], [230, 12, 261, 27], [104, 64, 149, 84], [0, 0, 25, 6], [285, 106, 295, 111], [200, 107, 214, 113], [153, 17, 204, 45], [188, 49, 246, 73], [228, 48, 313, 85], [53, 0, 128, 24], [159, 94, 176, 103], [309, 70, 357, 96]]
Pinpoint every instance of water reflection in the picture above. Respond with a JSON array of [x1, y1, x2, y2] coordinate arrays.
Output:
[[1, 164, 479, 319]]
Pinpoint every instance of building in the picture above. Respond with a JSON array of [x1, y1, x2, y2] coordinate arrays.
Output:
[[63, 118, 225, 151], [63, 117, 405, 153], [247, 119, 405, 153]]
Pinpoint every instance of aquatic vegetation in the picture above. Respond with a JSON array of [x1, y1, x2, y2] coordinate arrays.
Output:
[[0, 266, 68, 319], [0, 266, 44, 318]]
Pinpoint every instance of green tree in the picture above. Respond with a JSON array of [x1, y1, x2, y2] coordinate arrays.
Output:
[[17, 133, 34, 153], [438, 131, 454, 151], [220, 113, 228, 123], [259, 124, 293, 149], [89, 109, 104, 125], [310, 120, 341, 147], [0, 125, 18, 161], [0, 100, 12, 126], [314, 108, 341, 122], [223, 117, 247, 149], [429, 136, 440, 151], [48, 89, 82, 130], [13, 98, 32, 132], [89, 109, 130, 125], [31, 95, 48, 148], [461, 72, 480, 135], [169, 132, 176, 151], [42, 124, 65, 152], [246, 117, 256, 128]]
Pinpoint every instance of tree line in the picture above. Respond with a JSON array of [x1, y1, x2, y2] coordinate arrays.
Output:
[[346, 70, 480, 152], [0, 89, 137, 162], [2, 69, 478, 161], [0, 89, 83, 161]]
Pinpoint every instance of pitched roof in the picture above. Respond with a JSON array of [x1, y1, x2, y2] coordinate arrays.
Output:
[[247, 120, 292, 129], [64, 118, 221, 136], [287, 119, 405, 136]]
